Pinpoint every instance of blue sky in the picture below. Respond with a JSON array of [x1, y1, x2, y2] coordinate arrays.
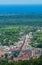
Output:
[[0, 0, 42, 4]]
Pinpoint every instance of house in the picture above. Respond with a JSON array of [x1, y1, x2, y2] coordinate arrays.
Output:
[[32, 48, 41, 58]]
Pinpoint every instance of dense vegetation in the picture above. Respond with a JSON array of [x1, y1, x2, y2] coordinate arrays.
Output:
[[0, 14, 42, 48], [0, 25, 33, 45], [0, 56, 42, 65], [30, 29, 42, 48], [0, 14, 42, 27]]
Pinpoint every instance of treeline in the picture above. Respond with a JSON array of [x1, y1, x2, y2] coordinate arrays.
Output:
[[0, 14, 42, 27], [0, 55, 42, 65], [0, 58, 42, 65]]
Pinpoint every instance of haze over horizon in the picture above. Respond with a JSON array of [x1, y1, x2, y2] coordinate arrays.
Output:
[[0, 0, 42, 5]]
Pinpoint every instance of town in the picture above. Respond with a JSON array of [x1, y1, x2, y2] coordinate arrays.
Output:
[[0, 31, 42, 61]]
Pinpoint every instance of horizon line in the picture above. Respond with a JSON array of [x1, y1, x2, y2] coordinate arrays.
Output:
[[0, 4, 42, 5]]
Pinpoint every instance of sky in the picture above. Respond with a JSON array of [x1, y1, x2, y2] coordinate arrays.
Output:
[[0, 0, 42, 5]]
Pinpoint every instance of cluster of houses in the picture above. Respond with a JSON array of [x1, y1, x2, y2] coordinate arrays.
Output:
[[0, 45, 42, 61], [0, 32, 42, 61]]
